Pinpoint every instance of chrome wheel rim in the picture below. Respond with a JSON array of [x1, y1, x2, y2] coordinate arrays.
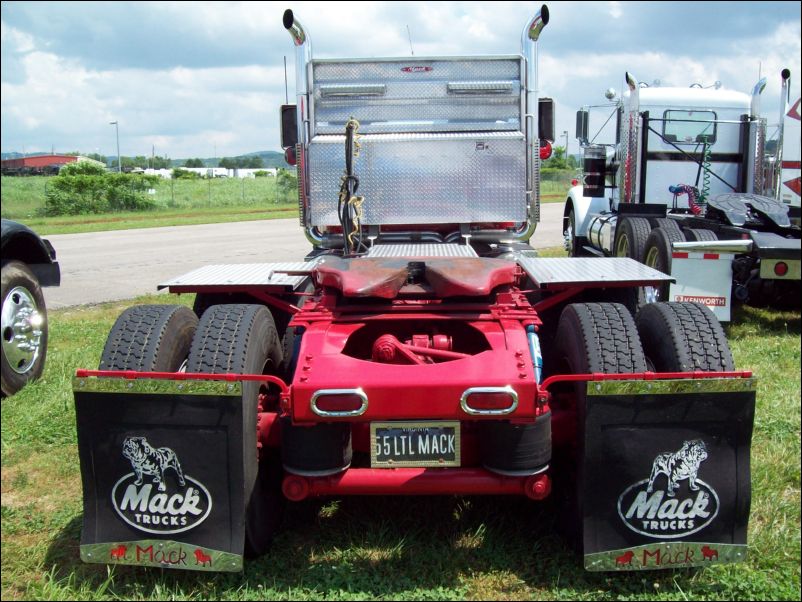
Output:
[[2, 286, 44, 374], [643, 247, 662, 303], [615, 234, 629, 257]]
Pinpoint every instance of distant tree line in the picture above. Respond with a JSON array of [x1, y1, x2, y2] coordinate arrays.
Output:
[[88, 153, 172, 170], [218, 156, 265, 169]]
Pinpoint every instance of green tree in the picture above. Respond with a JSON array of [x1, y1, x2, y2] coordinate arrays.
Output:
[[276, 167, 297, 201], [184, 158, 204, 168], [219, 157, 236, 169], [151, 155, 171, 169], [172, 168, 201, 180], [246, 155, 264, 168], [86, 152, 107, 164]]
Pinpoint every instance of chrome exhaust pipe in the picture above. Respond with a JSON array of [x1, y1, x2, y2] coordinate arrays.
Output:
[[774, 68, 791, 199], [283, 9, 312, 146], [750, 76, 767, 118], [521, 5, 549, 241]]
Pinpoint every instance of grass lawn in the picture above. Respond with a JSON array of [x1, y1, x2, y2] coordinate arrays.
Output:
[[1, 286, 799, 600]]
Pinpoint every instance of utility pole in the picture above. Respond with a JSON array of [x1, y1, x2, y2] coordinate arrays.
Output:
[[110, 121, 121, 172]]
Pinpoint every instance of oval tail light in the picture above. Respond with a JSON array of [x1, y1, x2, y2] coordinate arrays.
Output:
[[311, 389, 368, 417]]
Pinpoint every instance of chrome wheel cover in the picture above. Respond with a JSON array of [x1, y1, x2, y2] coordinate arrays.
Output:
[[2, 286, 44, 374]]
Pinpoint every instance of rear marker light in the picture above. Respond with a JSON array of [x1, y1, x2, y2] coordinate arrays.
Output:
[[774, 262, 789, 277]]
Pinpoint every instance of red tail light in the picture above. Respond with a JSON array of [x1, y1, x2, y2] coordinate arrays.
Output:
[[539, 141, 552, 160], [311, 389, 368, 417], [460, 386, 519, 416], [466, 392, 514, 409], [316, 394, 362, 412], [774, 262, 789, 276]]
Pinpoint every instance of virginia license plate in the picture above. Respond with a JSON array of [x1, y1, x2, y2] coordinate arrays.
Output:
[[370, 421, 460, 467]]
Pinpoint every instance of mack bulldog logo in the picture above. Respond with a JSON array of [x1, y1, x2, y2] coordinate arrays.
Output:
[[617, 440, 719, 539], [111, 437, 212, 534]]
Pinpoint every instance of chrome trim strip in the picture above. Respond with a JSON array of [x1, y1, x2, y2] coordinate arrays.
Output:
[[81, 540, 242, 572], [460, 385, 519, 416], [320, 84, 386, 97], [447, 81, 514, 94], [585, 542, 748, 572], [310, 388, 368, 417]]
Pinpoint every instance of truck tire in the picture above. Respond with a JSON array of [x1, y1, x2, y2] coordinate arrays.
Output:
[[1, 261, 48, 397], [99, 305, 198, 372], [186, 304, 284, 557], [649, 217, 683, 237], [613, 216, 651, 261], [683, 228, 717, 242], [549, 303, 647, 551], [641, 226, 685, 304], [636, 302, 734, 372], [566, 209, 585, 257]]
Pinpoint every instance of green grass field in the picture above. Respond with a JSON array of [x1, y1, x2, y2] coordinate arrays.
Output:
[[1, 290, 799, 600], [1, 175, 571, 235]]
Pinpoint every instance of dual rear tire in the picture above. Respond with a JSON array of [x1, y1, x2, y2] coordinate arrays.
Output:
[[100, 303, 284, 557], [549, 301, 734, 552]]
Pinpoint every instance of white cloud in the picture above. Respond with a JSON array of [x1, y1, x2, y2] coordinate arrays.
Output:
[[1, 1, 800, 158]]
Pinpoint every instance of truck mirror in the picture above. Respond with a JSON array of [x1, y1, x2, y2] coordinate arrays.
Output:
[[538, 97, 555, 142], [576, 109, 589, 145], [280, 105, 298, 149]]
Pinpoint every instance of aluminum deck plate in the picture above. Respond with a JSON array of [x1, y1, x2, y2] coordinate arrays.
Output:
[[366, 244, 478, 258], [159, 261, 319, 292], [516, 257, 674, 289]]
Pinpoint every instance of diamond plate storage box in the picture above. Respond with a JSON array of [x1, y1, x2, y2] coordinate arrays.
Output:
[[308, 133, 526, 226], [305, 57, 528, 228]]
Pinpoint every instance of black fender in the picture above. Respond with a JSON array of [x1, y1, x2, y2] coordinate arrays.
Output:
[[1, 219, 60, 286]]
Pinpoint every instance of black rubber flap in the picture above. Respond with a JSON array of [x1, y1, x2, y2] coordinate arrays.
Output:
[[74, 377, 248, 572], [581, 380, 755, 571]]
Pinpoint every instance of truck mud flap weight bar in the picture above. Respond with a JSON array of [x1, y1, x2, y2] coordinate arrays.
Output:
[[579, 378, 756, 571], [74, 376, 250, 572]]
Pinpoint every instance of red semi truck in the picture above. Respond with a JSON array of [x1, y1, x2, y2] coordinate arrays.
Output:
[[73, 6, 755, 573]]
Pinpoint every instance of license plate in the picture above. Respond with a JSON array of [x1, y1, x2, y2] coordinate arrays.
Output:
[[370, 421, 460, 467]]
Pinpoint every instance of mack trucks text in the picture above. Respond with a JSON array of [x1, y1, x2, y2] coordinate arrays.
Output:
[[72, 7, 756, 574]]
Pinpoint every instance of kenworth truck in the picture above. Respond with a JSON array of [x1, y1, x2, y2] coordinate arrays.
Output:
[[73, 7, 756, 573], [564, 70, 801, 320]]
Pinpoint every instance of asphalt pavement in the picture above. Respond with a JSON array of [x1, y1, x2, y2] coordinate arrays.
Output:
[[43, 203, 565, 309]]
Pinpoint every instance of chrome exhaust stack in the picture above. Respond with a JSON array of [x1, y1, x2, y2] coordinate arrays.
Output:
[[774, 68, 791, 199], [283, 9, 311, 147], [284, 10, 323, 246], [750, 76, 767, 118], [519, 5, 550, 242]]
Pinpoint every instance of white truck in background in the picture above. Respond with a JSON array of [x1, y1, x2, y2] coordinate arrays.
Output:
[[564, 70, 801, 320]]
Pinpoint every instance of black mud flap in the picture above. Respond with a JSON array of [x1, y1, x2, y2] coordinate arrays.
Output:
[[581, 377, 756, 571], [74, 376, 249, 572]]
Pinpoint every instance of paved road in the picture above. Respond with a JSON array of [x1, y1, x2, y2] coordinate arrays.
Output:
[[43, 203, 565, 309]]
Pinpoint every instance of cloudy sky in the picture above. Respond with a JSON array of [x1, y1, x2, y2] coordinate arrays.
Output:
[[2, 1, 800, 160]]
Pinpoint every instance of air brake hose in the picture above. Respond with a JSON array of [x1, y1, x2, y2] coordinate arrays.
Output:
[[668, 184, 703, 216]]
